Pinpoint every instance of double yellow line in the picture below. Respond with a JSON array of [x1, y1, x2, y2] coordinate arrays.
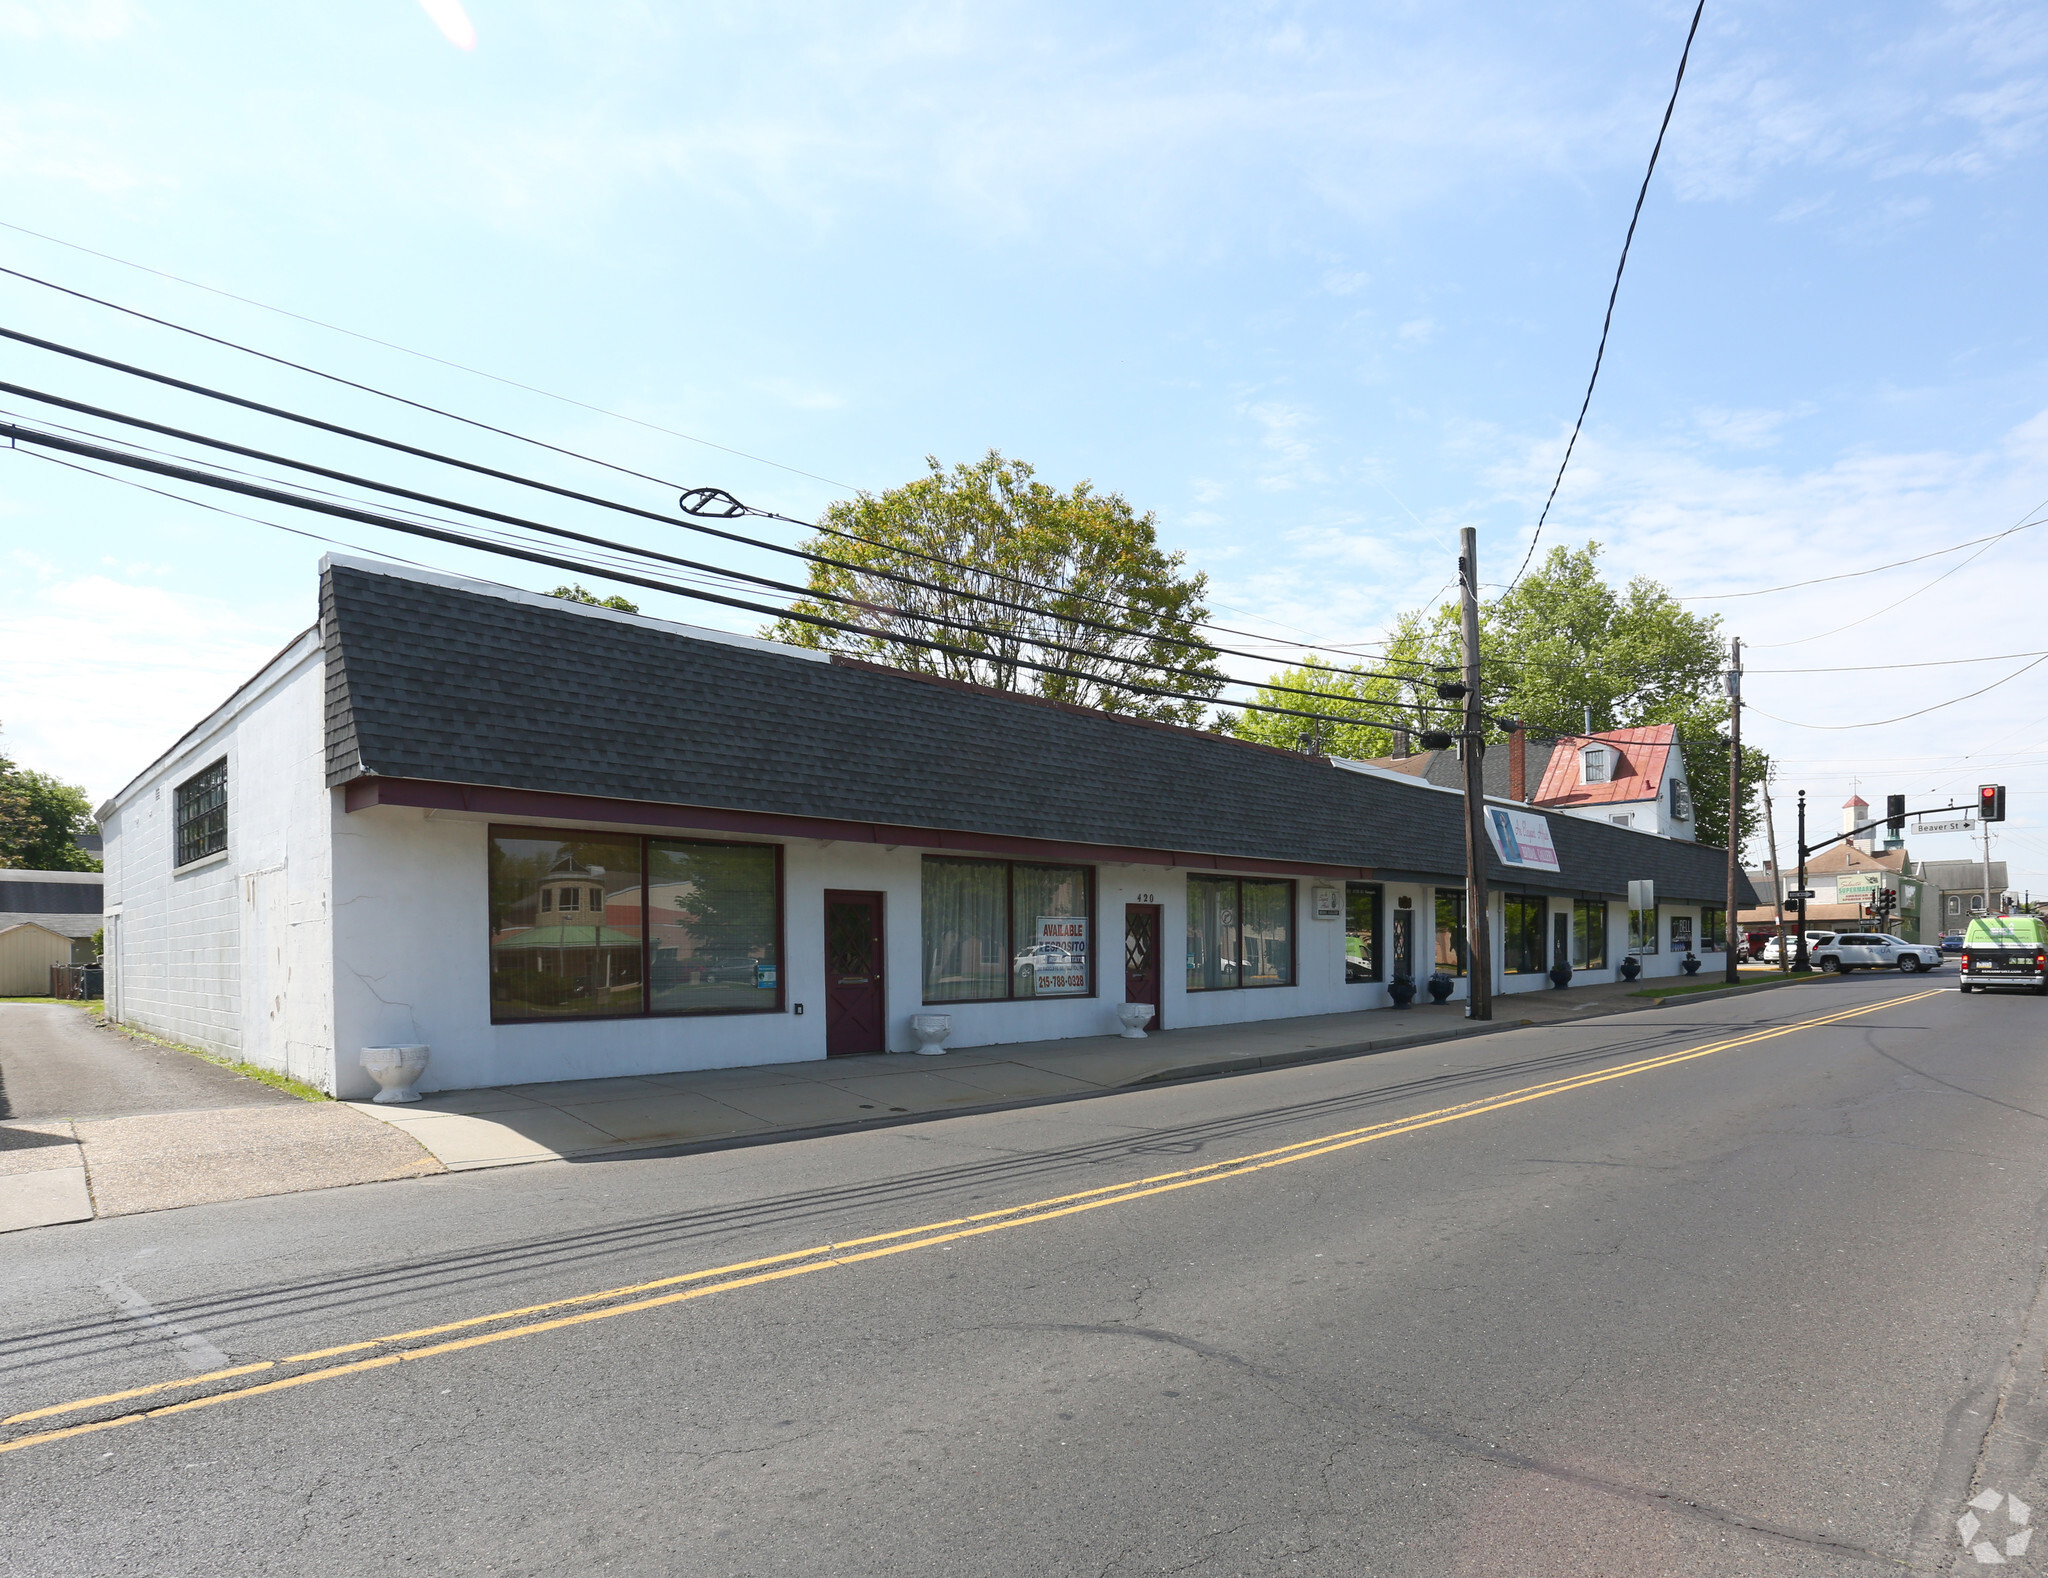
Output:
[[3, 988, 1943, 1459]]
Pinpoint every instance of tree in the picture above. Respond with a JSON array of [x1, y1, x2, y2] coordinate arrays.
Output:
[[550, 583, 640, 613], [768, 451, 1225, 726], [1225, 611, 1460, 757], [1243, 544, 1769, 856], [0, 730, 101, 871]]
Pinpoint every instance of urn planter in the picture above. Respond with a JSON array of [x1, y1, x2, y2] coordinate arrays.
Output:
[[909, 1013, 953, 1056], [1681, 953, 1702, 976], [1548, 962, 1573, 990], [1619, 956, 1642, 982], [1387, 975, 1417, 1008], [361, 1044, 430, 1104], [1115, 1003, 1155, 1039], [1426, 972, 1455, 1004]]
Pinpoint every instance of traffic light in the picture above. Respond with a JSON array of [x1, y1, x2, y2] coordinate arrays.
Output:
[[1887, 794, 1905, 834], [1978, 784, 2007, 822]]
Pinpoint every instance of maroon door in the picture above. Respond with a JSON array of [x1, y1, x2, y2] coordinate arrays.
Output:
[[824, 891, 885, 1056], [1124, 903, 1162, 1031]]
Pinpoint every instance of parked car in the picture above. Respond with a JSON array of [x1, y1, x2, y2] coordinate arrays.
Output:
[[1757, 932, 1837, 965], [1812, 933, 1943, 974], [1939, 932, 1966, 954], [1958, 915, 2048, 995]]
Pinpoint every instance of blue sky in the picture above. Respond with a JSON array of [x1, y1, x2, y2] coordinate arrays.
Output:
[[2, 0, 2045, 890]]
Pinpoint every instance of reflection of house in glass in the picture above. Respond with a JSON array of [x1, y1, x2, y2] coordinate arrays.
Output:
[[490, 851, 643, 1015]]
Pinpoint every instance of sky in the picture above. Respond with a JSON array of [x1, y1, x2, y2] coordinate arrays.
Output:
[[1, 0, 2045, 893]]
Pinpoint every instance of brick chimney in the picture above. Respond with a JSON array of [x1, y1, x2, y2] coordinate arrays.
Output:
[[1391, 725, 1411, 759], [1508, 723, 1528, 801]]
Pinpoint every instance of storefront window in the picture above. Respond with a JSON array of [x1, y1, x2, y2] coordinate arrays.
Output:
[[1345, 882, 1382, 983], [1629, 906, 1660, 954], [648, 840, 780, 1013], [1188, 875, 1294, 991], [1392, 896, 1416, 979], [1434, 889, 1466, 977], [1670, 914, 1695, 954], [489, 832, 646, 1020], [1701, 906, 1726, 951], [1573, 900, 1608, 969], [1504, 894, 1546, 974], [922, 857, 1092, 1003]]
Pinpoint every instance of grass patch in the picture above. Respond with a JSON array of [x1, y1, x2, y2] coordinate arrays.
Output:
[[1631, 973, 1812, 1000], [11, 996, 331, 1103]]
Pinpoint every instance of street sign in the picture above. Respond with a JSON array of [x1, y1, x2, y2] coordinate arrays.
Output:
[[1914, 816, 1975, 835], [1627, 879, 1655, 912], [1788, 889, 1815, 899]]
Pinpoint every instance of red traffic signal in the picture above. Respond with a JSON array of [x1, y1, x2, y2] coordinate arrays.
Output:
[[1978, 784, 2007, 823]]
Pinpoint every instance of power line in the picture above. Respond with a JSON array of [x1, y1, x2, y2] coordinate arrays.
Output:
[[1743, 652, 2048, 730], [1501, 0, 1706, 598], [0, 223, 861, 491], [1747, 649, 2048, 674], [0, 328, 1449, 689], [1678, 516, 2048, 601], [2, 421, 1457, 726], [0, 263, 1418, 667]]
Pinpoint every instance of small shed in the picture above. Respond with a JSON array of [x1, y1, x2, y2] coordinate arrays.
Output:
[[0, 920, 77, 996]]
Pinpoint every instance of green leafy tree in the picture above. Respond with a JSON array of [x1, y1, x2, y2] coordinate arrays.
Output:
[[1225, 611, 1460, 756], [0, 730, 101, 871], [549, 583, 640, 613], [769, 451, 1225, 726]]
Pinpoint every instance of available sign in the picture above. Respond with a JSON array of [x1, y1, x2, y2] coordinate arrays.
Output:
[[1485, 807, 1561, 872], [1031, 915, 1089, 995]]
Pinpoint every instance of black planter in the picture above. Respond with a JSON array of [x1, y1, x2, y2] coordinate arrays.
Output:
[[1619, 956, 1642, 982], [1681, 953, 1702, 975], [1387, 974, 1417, 1008], [1548, 962, 1573, 990], [1426, 973, 1455, 1004]]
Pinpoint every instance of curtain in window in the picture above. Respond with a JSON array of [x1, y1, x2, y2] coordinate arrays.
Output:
[[922, 858, 1009, 1002], [1012, 864, 1090, 997], [1504, 895, 1545, 973], [489, 833, 644, 1020], [1345, 883, 1382, 983], [1573, 900, 1608, 969], [1241, 879, 1293, 986], [1186, 875, 1239, 991], [1434, 889, 1466, 976], [648, 841, 778, 1012]]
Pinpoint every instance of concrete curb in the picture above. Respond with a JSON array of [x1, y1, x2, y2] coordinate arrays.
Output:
[[1636, 973, 1827, 1009]]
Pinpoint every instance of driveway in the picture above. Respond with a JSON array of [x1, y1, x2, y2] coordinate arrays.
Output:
[[0, 1003, 299, 1121]]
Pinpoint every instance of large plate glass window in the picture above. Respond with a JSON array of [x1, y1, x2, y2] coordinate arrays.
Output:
[[648, 840, 781, 1013], [173, 758, 228, 867], [1187, 875, 1295, 991], [921, 856, 1092, 1003], [489, 832, 645, 1020], [1629, 905, 1660, 954], [1572, 900, 1608, 969], [1344, 882, 1382, 983], [1700, 906, 1726, 952], [1503, 894, 1546, 974], [1434, 889, 1467, 977]]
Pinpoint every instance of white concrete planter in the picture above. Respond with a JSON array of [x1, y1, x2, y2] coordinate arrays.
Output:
[[361, 1044, 430, 1103], [909, 1014, 953, 1056], [1116, 1003, 1154, 1040]]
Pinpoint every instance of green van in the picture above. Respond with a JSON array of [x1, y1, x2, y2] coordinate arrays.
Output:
[[1959, 915, 2048, 995]]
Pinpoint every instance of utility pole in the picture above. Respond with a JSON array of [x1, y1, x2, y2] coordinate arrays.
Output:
[[1723, 637, 1742, 985], [1459, 526, 1493, 1022], [1763, 779, 1788, 974], [1795, 790, 1810, 972]]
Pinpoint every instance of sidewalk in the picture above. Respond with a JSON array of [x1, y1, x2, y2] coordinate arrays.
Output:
[[350, 970, 1816, 1172]]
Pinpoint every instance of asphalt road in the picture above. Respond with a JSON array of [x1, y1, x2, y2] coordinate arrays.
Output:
[[0, 1004, 296, 1121], [6, 974, 2048, 1576]]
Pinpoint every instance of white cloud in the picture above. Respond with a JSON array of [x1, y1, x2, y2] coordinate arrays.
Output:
[[0, 0, 134, 42]]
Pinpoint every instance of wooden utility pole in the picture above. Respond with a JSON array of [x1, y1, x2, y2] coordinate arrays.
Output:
[[1763, 780, 1788, 974], [1723, 636, 1742, 985], [1459, 527, 1493, 1021]]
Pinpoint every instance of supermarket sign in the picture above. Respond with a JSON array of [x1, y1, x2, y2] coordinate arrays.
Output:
[[1485, 807, 1560, 872]]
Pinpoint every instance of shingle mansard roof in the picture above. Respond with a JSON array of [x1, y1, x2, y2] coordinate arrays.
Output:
[[321, 559, 1752, 906]]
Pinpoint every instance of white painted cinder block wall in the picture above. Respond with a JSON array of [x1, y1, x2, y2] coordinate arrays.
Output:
[[101, 633, 334, 1078]]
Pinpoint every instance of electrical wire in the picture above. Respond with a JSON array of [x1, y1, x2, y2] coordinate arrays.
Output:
[[1743, 652, 2048, 731], [1747, 649, 2048, 675], [1678, 515, 2048, 600], [0, 336, 1448, 690], [1502, 0, 1706, 598], [0, 265, 1431, 668], [2, 421, 1457, 727]]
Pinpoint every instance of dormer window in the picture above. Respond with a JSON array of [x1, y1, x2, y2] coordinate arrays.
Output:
[[1581, 745, 1610, 784], [1670, 778, 1693, 820], [558, 886, 581, 912]]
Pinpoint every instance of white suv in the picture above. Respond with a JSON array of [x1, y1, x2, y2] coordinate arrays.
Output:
[[1813, 934, 1943, 974], [1758, 932, 1836, 964]]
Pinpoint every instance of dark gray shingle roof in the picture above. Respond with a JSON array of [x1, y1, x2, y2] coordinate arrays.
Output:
[[321, 562, 1752, 905]]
